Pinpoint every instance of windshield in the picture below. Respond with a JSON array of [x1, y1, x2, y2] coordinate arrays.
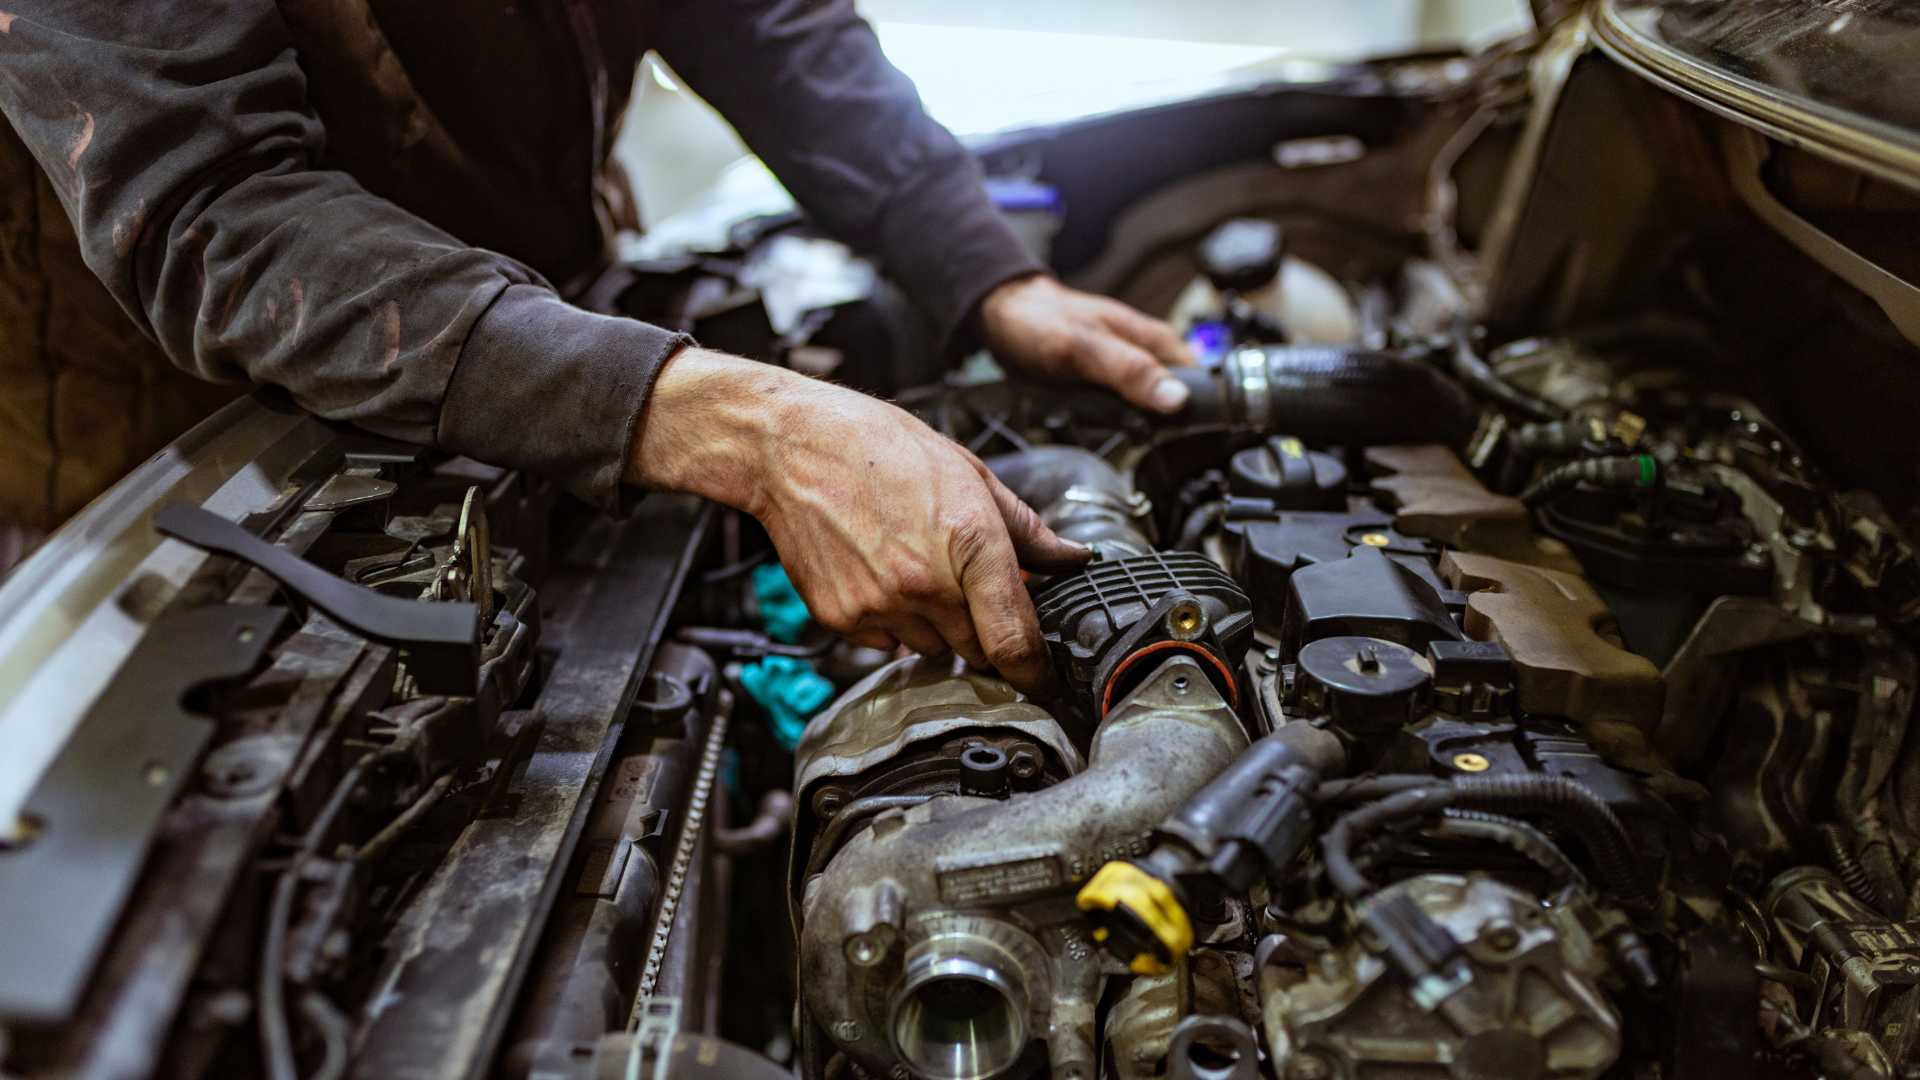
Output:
[[1604, 0, 1920, 152]]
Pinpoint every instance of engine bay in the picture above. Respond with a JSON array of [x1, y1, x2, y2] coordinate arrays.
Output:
[[6, 13, 1920, 1080]]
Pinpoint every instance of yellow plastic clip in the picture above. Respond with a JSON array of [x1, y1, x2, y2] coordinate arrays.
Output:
[[1076, 861, 1195, 976]]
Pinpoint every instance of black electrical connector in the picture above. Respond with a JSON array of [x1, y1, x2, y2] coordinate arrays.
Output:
[[1078, 723, 1346, 973], [1520, 453, 1659, 509]]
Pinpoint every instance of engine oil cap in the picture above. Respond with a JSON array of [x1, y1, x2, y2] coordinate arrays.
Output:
[[1289, 635, 1432, 734]]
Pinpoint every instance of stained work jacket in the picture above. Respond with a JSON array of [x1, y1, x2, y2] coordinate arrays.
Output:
[[0, 0, 1039, 528]]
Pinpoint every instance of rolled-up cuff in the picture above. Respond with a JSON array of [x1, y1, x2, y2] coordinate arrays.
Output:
[[878, 159, 1047, 353], [438, 283, 693, 513]]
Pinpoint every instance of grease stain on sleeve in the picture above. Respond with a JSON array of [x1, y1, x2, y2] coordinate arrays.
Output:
[[65, 110, 94, 169], [214, 277, 242, 332], [111, 198, 145, 258], [380, 301, 401, 367], [289, 277, 306, 342]]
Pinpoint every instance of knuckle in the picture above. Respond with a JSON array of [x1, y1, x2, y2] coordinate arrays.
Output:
[[944, 506, 993, 550], [1042, 327, 1086, 365], [987, 630, 1046, 672], [813, 603, 856, 633], [893, 566, 943, 604]]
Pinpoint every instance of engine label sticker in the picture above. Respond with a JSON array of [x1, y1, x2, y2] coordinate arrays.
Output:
[[936, 852, 1064, 905]]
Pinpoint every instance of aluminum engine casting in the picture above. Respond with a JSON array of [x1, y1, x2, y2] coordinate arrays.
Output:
[[793, 655, 1249, 1080]]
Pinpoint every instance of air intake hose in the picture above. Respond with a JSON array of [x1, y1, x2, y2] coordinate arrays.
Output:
[[1170, 345, 1478, 447], [985, 446, 1154, 557]]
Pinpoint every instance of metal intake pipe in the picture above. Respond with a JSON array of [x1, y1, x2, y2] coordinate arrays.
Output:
[[985, 445, 1154, 558], [794, 655, 1249, 1079]]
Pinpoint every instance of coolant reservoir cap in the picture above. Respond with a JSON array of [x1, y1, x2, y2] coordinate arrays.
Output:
[[1291, 635, 1431, 734]]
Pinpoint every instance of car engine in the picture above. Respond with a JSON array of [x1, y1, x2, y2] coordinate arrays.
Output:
[[785, 303, 1920, 1080], [6, 10, 1920, 1080]]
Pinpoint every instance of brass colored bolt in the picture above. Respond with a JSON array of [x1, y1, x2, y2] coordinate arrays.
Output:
[[1452, 752, 1492, 773], [1360, 532, 1391, 547], [1165, 600, 1205, 639]]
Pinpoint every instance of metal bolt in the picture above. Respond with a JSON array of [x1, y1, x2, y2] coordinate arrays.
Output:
[[1008, 749, 1042, 780], [813, 788, 849, 818], [845, 932, 886, 967], [1360, 532, 1391, 548], [1484, 922, 1520, 951], [1165, 600, 1205, 640], [143, 762, 172, 787], [1452, 752, 1491, 773]]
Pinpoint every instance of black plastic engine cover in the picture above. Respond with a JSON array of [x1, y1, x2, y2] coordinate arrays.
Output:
[[1277, 545, 1464, 659], [1225, 511, 1435, 635]]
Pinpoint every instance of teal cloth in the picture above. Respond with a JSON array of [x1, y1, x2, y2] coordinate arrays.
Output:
[[751, 563, 812, 644], [740, 655, 835, 750]]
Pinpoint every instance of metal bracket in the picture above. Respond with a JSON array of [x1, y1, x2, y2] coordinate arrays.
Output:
[[155, 503, 479, 695], [626, 996, 683, 1080]]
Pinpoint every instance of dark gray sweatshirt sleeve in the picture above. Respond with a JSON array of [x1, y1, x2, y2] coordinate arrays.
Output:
[[0, 0, 686, 511], [646, 0, 1046, 349]]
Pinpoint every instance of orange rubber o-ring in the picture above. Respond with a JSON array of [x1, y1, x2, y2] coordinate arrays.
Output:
[[1099, 638, 1241, 719]]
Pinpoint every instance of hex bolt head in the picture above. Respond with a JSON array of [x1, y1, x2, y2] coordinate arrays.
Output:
[[1483, 922, 1520, 952], [1287, 1052, 1334, 1080]]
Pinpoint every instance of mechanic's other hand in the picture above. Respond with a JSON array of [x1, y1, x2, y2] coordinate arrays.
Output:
[[625, 348, 1091, 692], [978, 274, 1196, 414]]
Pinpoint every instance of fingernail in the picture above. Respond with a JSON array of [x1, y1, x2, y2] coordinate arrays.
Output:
[[1151, 377, 1190, 412]]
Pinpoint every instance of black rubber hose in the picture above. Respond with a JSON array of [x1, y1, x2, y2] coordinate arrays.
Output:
[[1316, 774, 1436, 805], [1320, 775, 1649, 905], [1173, 501, 1226, 551], [1431, 808, 1590, 896], [1452, 774, 1646, 904], [1449, 338, 1563, 422], [1818, 823, 1887, 915], [1170, 345, 1480, 448], [1859, 837, 1909, 918], [1321, 784, 1457, 898]]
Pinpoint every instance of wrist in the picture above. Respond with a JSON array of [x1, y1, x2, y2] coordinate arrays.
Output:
[[624, 348, 806, 516], [976, 272, 1052, 339]]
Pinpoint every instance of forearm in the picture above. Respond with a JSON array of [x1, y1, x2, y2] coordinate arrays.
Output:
[[624, 348, 820, 514], [650, 0, 1043, 345], [0, 1, 687, 509]]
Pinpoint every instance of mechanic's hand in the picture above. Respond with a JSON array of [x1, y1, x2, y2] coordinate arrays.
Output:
[[626, 348, 1092, 692], [977, 274, 1196, 413]]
